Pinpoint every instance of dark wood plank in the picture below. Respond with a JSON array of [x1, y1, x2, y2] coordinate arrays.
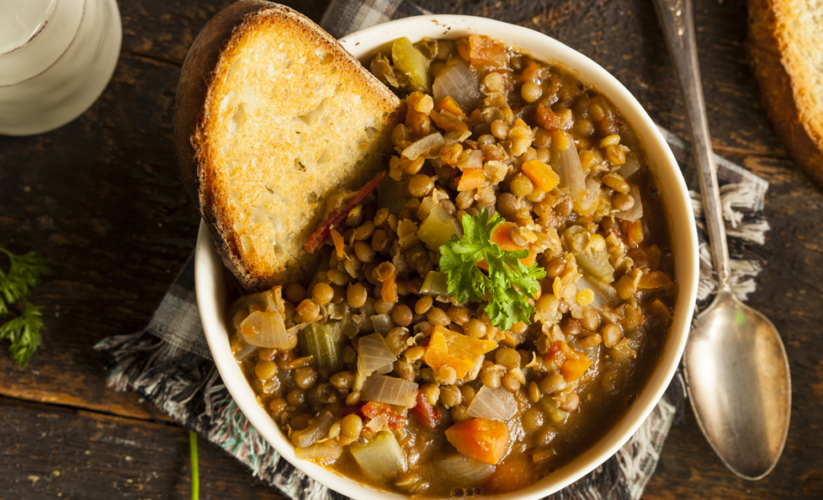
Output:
[[0, 396, 284, 500], [119, 0, 330, 64], [0, 52, 193, 419]]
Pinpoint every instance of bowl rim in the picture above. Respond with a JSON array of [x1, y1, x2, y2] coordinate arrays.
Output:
[[195, 13, 699, 500]]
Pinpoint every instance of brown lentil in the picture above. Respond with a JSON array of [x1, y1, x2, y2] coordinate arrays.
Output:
[[312, 282, 334, 305], [414, 296, 433, 315], [285, 283, 306, 304], [392, 304, 413, 327]]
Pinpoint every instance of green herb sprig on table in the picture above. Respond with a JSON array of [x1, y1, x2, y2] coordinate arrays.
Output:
[[0, 247, 47, 367], [439, 209, 546, 331]]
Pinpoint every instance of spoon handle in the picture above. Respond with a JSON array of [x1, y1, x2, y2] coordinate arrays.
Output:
[[652, 0, 731, 289]]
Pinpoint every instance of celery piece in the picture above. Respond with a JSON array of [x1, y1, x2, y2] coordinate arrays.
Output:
[[299, 323, 344, 375], [418, 204, 461, 250], [538, 396, 569, 425], [392, 37, 430, 91], [350, 431, 408, 481], [420, 271, 449, 297]]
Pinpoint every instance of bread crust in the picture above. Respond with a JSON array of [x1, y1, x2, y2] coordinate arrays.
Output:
[[748, 0, 823, 186], [174, 1, 399, 291]]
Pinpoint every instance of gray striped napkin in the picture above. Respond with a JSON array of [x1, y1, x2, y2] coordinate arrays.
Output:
[[96, 1, 770, 499]]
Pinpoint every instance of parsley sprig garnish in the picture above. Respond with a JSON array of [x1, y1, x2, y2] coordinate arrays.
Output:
[[439, 209, 546, 331], [0, 247, 48, 367]]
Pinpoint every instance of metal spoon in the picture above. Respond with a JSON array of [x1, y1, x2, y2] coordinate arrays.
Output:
[[652, 0, 791, 480]]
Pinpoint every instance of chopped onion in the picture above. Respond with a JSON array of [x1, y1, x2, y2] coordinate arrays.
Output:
[[295, 440, 343, 462], [291, 410, 334, 448], [361, 374, 419, 407], [457, 149, 483, 171], [577, 275, 619, 309], [467, 385, 517, 421], [557, 138, 588, 205], [437, 454, 496, 484], [232, 339, 257, 361], [239, 310, 296, 349], [615, 184, 643, 221], [370, 314, 395, 336], [417, 196, 436, 221], [584, 176, 601, 211], [357, 333, 397, 376], [433, 60, 482, 110], [402, 132, 444, 160], [618, 152, 641, 179]]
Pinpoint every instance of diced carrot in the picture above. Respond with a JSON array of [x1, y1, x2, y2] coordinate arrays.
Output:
[[330, 229, 345, 260], [638, 270, 674, 290], [484, 453, 536, 493], [457, 168, 486, 191], [445, 418, 510, 465], [544, 340, 592, 382], [478, 222, 535, 268], [521, 160, 560, 192], [381, 270, 399, 303], [434, 96, 466, 118], [410, 391, 440, 431], [490, 221, 520, 251], [423, 326, 497, 379], [430, 109, 468, 133], [464, 35, 507, 68], [561, 355, 592, 382]]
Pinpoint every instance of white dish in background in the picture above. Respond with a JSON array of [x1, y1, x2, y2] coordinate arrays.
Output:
[[196, 14, 699, 500], [0, 0, 122, 136]]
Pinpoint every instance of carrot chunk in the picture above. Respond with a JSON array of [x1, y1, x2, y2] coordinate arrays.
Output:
[[484, 454, 536, 493], [521, 160, 560, 192], [445, 418, 510, 465], [457, 35, 507, 68], [434, 96, 466, 118], [457, 168, 486, 191], [423, 326, 497, 379], [544, 340, 592, 382]]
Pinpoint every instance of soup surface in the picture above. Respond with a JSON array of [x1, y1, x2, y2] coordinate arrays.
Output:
[[228, 34, 677, 497]]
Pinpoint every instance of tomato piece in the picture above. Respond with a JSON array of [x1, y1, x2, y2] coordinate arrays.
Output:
[[362, 402, 406, 431], [410, 391, 440, 431]]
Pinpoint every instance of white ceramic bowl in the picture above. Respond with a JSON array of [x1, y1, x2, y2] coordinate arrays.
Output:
[[195, 14, 699, 500]]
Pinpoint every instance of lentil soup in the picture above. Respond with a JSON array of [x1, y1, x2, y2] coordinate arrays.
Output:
[[227, 34, 677, 497]]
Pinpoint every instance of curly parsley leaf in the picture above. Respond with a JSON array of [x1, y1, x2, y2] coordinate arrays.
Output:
[[0, 301, 44, 367], [0, 247, 48, 367], [439, 209, 545, 331]]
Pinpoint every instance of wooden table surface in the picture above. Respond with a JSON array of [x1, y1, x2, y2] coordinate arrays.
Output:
[[1, 0, 821, 498]]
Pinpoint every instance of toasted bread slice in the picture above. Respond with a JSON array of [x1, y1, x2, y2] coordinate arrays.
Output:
[[174, 1, 400, 291], [749, 0, 823, 185]]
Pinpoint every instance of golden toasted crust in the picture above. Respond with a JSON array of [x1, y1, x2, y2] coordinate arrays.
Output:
[[174, 1, 400, 291], [748, 0, 823, 185]]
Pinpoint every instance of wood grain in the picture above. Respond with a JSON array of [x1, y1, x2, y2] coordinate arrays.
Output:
[[0, 0, 820, 498], [0, 396, 284, 500]]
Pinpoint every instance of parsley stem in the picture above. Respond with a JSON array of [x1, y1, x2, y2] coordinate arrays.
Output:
[[189, 430, 199, 500]]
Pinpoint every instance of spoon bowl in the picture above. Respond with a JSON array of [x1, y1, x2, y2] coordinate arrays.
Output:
[[685, 290, 791, 480]]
